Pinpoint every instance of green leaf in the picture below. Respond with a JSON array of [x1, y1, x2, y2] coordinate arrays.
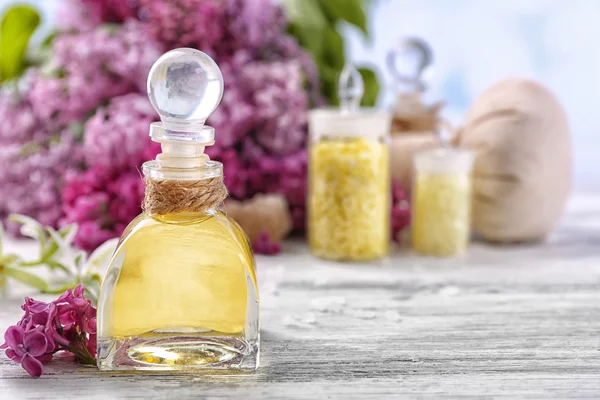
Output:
[[284, 0, 328, 60], [285, 0, 380, 106], [58, 223, 78, 247], [41, 241, 60, 263], [45, 260, 71, 275], [358, 67, 380, 107], [288, 22, 325, 63], [318, 0, 368, 37], [18, 260, 44, 267], [284, 0, 327, 30], [320, 65, 342, 105], [323, 26, 345, 70], [74, 251, 87, 276], [41, 282, 76, 295], [9, 214, 45, 250], [41, 30, 57, 49], [0, 5, 41, 82], [1, 254, 20, 266], [4, 266, 47, 290], [46, 226, 73, 257]]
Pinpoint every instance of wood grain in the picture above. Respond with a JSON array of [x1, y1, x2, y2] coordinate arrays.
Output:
[[0, 195, 599, 399]]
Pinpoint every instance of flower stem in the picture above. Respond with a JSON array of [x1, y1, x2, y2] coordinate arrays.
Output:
[[66, 341, 96, 365]]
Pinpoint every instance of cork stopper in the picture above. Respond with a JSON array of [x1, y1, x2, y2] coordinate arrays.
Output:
[[142, 48, 227, 214]]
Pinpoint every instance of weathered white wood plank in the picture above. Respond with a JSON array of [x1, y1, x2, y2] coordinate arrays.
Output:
[[0, 194, 599, 399]]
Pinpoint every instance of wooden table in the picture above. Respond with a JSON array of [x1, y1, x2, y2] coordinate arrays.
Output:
[[1, 195, 599, 399]]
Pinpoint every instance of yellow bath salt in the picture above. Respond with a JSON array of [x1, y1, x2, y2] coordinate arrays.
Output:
[[308, 137, 390, 261], [411, 147, 474, 257]]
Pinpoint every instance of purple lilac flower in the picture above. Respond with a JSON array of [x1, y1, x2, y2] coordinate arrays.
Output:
[[207, 78, 254, 149], [252, 231, 281, 255], [61, 167, 145, 251], [29, 20, 162, 130], [3, 326, 47, 377], [78, 0, 139, 24], [220, 149, 247, 199], [1, 285, 97, 378], [243, 60, 308, 156], [0, 0, 323, 251], [242, 144, 307, 231], [84, 93, 160, 169], [391, 181, 411, 242], [0, 96, 82, 233], [0, 87, 39, 144], [60, 0, 140, 31], [138, 0, 226, 55], [224, 0, 286, 52]]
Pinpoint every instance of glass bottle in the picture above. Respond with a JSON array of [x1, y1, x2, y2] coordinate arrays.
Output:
[[411, 147, 474, 256], [308, 65, 392, 261], [97, 48, 259, 371]]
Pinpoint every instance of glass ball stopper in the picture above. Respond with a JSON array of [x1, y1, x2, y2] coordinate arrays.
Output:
[[387, 37, 433, 92], [147, 48, 224, 143], [338, 63, 364, 114]]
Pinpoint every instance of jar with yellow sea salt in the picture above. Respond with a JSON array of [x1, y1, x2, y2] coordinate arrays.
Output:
[[411, 147, 474, 256], [308, 65, 392, 261]]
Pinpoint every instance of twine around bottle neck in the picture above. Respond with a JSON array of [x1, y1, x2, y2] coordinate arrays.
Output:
[[142, 175, 228, 215]]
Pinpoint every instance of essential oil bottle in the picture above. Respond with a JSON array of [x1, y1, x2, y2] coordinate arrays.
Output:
[[97, 48, 259, 371]]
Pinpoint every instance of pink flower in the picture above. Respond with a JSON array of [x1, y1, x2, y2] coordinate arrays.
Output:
[[107, 172, 145, 224], [60, 0, 140, 31], [0, 0, 329, 249], [2, 285, 97, 378], [252, 231, 281, 255], [220, 149, 247, 199], [391, 181, 411, 242], [3, 326, 47, 378], [138, 0, 226, 54], [20, 301, 64, 351], [0, 123, 83, 234], [224, 0, 286, 51], [62, 167, 145, 251], [241, 146, 307, 231], [83, 93, 160, 169], [28, 21, 162, 130], [207, 84, 255, 149], [79, 0, 139, 23], [55, 286, 97, 348]]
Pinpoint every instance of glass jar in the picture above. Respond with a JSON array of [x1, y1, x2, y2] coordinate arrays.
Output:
[[411, 147, 474, 256], [97, 163, 259, 371], [308, 109, 392, 261]]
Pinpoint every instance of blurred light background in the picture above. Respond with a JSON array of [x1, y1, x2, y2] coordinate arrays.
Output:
[[3, 0, 597, 189]]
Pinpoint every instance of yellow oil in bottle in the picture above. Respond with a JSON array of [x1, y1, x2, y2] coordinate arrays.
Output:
[[97, 210, 259, 371]]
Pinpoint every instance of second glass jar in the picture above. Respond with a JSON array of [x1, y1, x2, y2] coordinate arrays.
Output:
[[411, 147, 474, 256], [308, 109, 392, 261]]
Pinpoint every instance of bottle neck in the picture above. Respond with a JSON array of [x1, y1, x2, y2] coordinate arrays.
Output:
[[149, 209, 220, 224], [142, 159, 223, 180], [141, 161, 228, 216]]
